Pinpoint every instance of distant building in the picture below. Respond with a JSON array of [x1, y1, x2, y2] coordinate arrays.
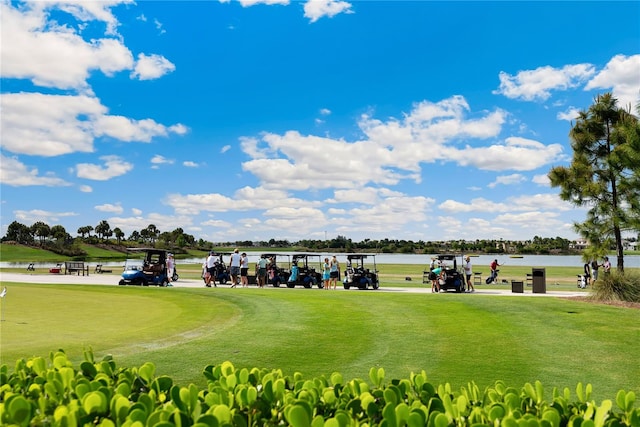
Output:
[[570, 238, 589, 250]]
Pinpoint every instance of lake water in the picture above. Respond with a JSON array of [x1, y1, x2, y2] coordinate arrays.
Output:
[[4, 253, 638, 269]]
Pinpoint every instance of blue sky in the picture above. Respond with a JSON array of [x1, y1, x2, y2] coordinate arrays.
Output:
[[1, 0, 639, 243]]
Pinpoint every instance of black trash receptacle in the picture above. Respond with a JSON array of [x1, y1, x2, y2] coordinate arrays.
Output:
[[532, 268, 546, 293], [511, 280, 523, 293]]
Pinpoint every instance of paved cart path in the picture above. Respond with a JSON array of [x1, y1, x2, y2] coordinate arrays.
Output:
[[0, 272, 587, 297]]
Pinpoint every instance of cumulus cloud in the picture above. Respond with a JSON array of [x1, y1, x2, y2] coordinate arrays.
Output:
[[532, 174, 550, 186], [488, 173, 527, 188], [165, 186, 318, 215], [0, 154, 71, 187], [557, 107, 581, 121], [494, 63, 595, 101], [95, 203, 124, 214], [304, 0, 353, 22], [1, 1, 134, 90], [151, 155, 174, 165], [585, 54, 640, 109], [76, 156, 133, 180], [14, 209, 77, 224], [79, 185, 93, 192], [1, 93, 187, 159], [131, 53, 176, 80], [237, 96, 566, 192]]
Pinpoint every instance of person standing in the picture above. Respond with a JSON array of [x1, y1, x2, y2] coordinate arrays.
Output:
[[322, 257, 331, 289], [167, 253, 175, 284], [489, 259, 501, 284], [240, 252, 249, 287], [329, 255, 340, 290], [229, 248, 241, 288], [464, 256, 474, 292], [256, 255, 268, 287], [590, 259, 601, 286], [205, 251, 217, 287], [431, 265, 443, 293], [602, 256, 611, 275], [583, 261, 591, 286]]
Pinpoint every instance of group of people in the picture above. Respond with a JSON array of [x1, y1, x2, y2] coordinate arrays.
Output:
[[322, 256, 340, 289], [204, 250, 342, 289], [582, 256, 611, 287]]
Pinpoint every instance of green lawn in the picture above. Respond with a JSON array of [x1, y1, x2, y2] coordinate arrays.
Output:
[[0, 282, 637, 402]]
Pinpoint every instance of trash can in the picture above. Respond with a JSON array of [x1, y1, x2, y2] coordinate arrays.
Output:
[[511, 280, 523, 293], [532, 268, 546, 293]]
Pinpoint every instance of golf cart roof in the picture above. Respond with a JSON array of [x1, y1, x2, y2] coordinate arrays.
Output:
[[292, 253, 321, 258], [436, 254, 457, 260], [347, 254, 374, 260], [127, 248, 169, 254]]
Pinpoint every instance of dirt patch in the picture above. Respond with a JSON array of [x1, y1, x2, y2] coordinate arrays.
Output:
[[566, 296, 640, 310]]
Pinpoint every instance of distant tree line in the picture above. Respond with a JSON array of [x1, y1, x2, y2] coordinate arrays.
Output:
[[1, 220, 199, 258], [2, 221, 611, 257]]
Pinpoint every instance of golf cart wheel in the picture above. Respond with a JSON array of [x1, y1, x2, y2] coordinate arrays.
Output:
[[286, 283, 295, 288], [318, 283, 324, 289], [303, 283, 312, 289], [373, 282, 379, 290], [219, 277, 227, 285], [343, 283, 350, 290], [118, 279, 125, 286]]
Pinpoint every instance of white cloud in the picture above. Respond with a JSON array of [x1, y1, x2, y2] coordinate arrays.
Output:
[[236, 96, 565, 193], [107, 213, 194, 235], [532, 174, 550, 186], [1, 92, 188, 157], [131, 53, 175, 80], [79, 185, 93, 192], [183, 161, 199, 168], [488, 173, 526, 188], [95, 203, 124, 214], [76, 156, 133, 180], [131, 208, 143, 215], [151, 155, 174, 165], [0, 155, 71, 187], [1, 2, 134, 90], [165, 186, 318, 215], [221, 145, 231, 154], [557, 107, 580, 121], [585, 54, 640, 109], [320, 108, 331, 115], [304, 0, 353, 22], [14, 209, 77, 225], [494, 63, 595, 101]]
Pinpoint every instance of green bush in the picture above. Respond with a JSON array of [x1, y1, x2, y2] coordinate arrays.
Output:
[[592, 270, 640, 303], [1, 350, 638, 427]]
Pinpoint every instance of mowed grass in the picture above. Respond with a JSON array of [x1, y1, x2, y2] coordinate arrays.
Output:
[[0, 282, 638, 401]]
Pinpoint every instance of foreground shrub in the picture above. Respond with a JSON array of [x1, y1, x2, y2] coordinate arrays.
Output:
[[1, 350, 638, 426], [592, 270, 640, 303]]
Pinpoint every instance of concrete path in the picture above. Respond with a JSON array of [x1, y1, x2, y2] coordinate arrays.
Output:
[[0, 272, 587, 297]]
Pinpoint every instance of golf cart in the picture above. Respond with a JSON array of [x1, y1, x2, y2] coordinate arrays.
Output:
[[119, 248, 176, 287], [435, 254, 465, 293], [286, 254, 323, 288], [261, 253, 291, 287], [343, 254, 379, 290]]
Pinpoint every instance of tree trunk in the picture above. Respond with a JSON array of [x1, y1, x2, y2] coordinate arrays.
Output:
[[614, 225, 624, 272]]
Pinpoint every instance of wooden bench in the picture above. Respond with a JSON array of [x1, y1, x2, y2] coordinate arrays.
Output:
[[95, 264, 113, 274], [526, 273, 533, 286], [64, 261, 89, 276]]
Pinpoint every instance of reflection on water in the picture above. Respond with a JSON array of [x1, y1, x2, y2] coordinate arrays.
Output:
[[3, 253, 638, 269]]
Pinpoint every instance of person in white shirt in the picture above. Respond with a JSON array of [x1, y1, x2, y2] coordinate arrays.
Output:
[[205, 252, 217, 287], [240, 252, 249, 287], [464, 256, 474, 292], [229, 248, 242, 287]]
